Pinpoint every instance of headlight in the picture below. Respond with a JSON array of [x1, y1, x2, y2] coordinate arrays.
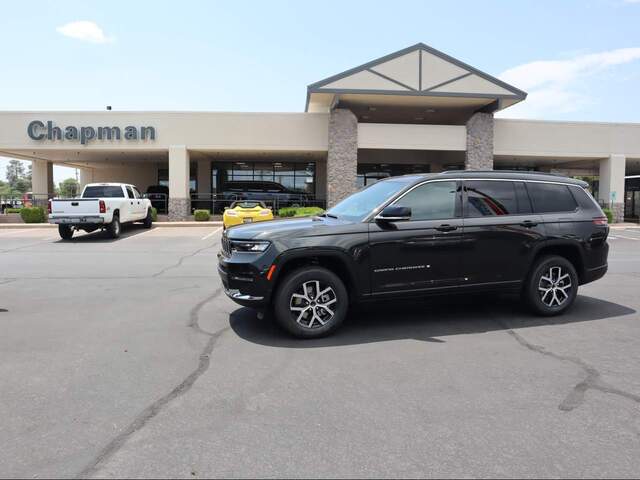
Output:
[[230, 240, 270, 253]]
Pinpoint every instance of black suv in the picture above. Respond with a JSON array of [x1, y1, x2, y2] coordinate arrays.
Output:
[[218, 171, 609, 338]]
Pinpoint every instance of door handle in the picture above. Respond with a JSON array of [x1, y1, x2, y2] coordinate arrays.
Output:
[[435, 224, 457, 232], [520, 220, 538, 228]]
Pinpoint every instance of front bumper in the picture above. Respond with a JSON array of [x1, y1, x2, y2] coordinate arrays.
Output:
[[49, 216, 105, 225], [217, 250, 275, 308]]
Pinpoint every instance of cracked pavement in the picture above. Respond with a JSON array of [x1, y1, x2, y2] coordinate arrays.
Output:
[[1, 226, 639, 478]]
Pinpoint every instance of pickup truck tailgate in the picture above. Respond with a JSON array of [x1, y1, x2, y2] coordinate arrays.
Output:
[[50, 199, 99, 215]]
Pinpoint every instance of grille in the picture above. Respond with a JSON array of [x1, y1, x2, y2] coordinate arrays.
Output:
[[222, 235, 231, 256]]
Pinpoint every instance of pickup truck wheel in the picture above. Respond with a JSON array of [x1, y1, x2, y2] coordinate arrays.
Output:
[[58, 225, 73, 240], [273, 267, 348, 338], [143, 209, 153, 229], [524, 255, 578, 316], [107, 215, 121, 239]]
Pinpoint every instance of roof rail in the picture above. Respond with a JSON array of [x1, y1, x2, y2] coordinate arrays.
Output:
[[440, 169, 567, 177]]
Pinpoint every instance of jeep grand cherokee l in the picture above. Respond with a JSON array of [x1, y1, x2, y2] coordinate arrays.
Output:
[[218, 171, 609, 338]]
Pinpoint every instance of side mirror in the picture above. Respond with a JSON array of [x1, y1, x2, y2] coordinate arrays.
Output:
[[374, 205, 411, 222]]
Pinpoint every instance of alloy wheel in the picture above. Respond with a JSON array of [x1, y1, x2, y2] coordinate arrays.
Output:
[[538, 266, 572, 307], [289, 280, 337, 329]]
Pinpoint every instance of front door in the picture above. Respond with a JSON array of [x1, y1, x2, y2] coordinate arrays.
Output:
[[368, 180, 463, 294], [460, 180, 546, 286]]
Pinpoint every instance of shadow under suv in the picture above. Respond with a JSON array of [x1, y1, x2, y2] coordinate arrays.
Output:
[[217, 171, 609, 338]]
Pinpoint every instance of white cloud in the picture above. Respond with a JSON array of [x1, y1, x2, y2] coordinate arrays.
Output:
[[56, 21, 114, 44], [497, 48, 640, 118]]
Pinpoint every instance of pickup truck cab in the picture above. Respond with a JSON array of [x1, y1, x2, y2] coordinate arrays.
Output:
[[48, 183, 153, 240]]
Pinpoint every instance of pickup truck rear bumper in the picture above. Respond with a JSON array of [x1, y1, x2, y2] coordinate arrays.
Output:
[[49, 216, 105, 225]]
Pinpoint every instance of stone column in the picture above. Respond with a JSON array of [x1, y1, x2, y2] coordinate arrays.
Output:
[[31, 159, 53, 197], [465, 112, 494, 170], [327, 109, 358, 208], [79, 167, 94, 191], [599, 154, 626, 223], [168, 145, 190, 221]]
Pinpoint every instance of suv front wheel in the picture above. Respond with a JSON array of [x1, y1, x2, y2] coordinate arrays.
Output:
[[525, 255, 578, 316], [273, 267, 348, 338]]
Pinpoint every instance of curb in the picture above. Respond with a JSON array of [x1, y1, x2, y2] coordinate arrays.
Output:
[[0, 222, 224, 229]]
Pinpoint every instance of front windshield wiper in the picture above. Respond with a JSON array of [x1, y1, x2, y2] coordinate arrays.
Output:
[[320, 213, 339, 219]]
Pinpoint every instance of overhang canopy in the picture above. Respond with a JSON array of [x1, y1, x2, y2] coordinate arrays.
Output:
[[306, 43, 527, 124]]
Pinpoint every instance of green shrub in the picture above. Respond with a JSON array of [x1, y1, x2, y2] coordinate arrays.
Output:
[[150, 207, 158, 222], [278, 206, 324, 218], [4, 208, 21, 214], [20, 207, 46, 223], [602, 207, 614, 224], [194, 209, 211, 221]]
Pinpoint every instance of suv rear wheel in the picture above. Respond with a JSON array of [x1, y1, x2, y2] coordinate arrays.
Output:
[[273, 267, 348, 338], [525, 255, 578, 316]]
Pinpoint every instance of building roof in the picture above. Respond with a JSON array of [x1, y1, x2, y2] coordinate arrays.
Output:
[[306, 43, 527, 120]]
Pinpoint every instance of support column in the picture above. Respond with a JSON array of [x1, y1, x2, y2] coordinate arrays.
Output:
[[168, 145, 190, 221], [599, 154, 626, 223], [79, 167, 94, 191], [31, 159, 53, 198], [465, 112, 494, 170], [327, 108, 358, 208]]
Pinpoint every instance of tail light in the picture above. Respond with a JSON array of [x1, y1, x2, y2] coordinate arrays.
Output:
[[259, 209, 271, 215], [47, 200, 52, 214], [593, 216, 608, 226], [99, 200, 106, 214]]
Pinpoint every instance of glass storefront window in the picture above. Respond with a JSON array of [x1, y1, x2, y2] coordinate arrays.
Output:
[[213, 161, 316, 195], [356, 163, 430, 187]]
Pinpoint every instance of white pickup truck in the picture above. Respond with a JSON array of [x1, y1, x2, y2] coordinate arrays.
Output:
[[48, 183, 153, 240]]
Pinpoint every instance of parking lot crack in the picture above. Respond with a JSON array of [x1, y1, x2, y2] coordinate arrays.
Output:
[[497, 319, 640, 412], [151, 243, 218, 278], [76, 287, 229, 479]]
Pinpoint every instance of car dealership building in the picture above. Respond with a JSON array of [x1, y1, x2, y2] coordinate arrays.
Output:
[[0, 43, 639, 222]]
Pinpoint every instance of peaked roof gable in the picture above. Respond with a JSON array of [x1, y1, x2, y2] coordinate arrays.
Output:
[[306, 43, 526, 110]]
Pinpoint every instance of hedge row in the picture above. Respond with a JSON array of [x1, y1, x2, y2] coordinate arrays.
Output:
[[278, 206, 325, 218], [20, 207, 47, 223]]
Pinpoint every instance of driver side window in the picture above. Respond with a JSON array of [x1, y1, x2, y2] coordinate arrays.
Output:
[[393, 181, 458, 221]]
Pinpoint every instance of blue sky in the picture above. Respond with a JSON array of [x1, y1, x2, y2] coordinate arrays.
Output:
[[1, 0, 640, 183]]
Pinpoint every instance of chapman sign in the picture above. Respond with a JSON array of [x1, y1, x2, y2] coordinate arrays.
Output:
[[27, 121, 156, 145]]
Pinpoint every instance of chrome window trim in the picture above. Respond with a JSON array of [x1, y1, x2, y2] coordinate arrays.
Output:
[[363, 177, 586, 223]]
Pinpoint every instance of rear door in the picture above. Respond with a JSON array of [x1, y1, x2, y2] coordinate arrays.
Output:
[[368, 180, 463, 294], [460, 180, 545, 286], [132, 186, 145, 219]]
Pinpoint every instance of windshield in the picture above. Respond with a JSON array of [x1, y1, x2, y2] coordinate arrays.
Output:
[[82, 186, 125, 198], [326, 179, 413, 222]]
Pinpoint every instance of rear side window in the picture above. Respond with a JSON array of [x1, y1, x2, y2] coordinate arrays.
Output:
[[464, 180, 520, 217], [570, 186, 601, 212], [526, 182, 577, 213], [82, 186, 124, 198]]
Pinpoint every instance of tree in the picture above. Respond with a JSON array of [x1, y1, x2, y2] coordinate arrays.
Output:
[[5, 159, 31, 194], [58, 178, 79, 198]]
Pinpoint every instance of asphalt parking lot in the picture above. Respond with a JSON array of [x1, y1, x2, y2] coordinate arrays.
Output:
[[1, 225, 639, 478]]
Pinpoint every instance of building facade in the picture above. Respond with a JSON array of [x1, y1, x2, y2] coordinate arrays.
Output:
[[1, 43, 638, 222]]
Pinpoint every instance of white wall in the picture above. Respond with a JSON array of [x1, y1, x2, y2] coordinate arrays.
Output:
[[358, 123, 466, 151]]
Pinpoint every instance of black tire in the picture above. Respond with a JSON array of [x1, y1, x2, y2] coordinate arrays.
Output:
[[58, 224, 73, 240], [524, 255, 578, 316], [273, 267, 348, 338], [143, 209, 153, 229], [107, 214, 121, 239]]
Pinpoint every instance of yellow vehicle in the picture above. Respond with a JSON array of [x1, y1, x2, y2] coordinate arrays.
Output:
[[223, 201, 274, 229]]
